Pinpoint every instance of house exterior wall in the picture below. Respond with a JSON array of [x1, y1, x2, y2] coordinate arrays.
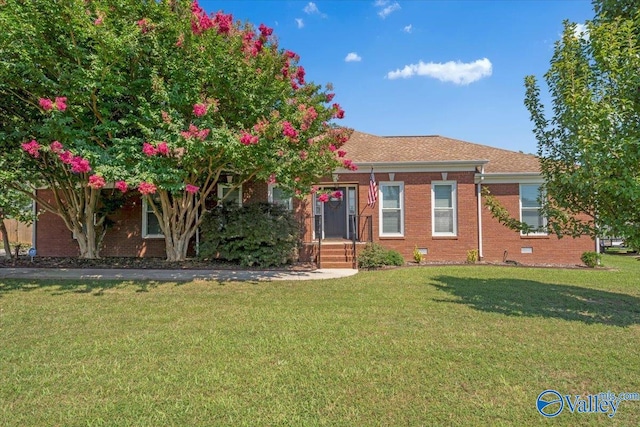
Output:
[[34, 178, 594, 265], [480, 183, 595, 265]]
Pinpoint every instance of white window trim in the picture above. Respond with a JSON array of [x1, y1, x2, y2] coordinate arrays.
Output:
[[432, 180, 457, 237], [378, 181, 404, 237], [218, 183, 243, 206], [519, 184, 548, 236], [267, 183, 293, 210], [142, 197, 164, 239]]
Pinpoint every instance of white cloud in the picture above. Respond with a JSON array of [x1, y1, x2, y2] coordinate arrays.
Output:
[[386, 58, 493, 85], [573, 23, 589, 41], [295, 18, 304, 29], [403, 24, 412, 33], [374, 0, 389, 6], [378, 2, 400, 18], [345, 52, 362, 62], [304, 2, 320, 14]]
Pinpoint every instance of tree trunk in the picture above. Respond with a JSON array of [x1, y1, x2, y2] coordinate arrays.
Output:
[[164, 232, 191, 262], [0, 219, 12, 260]]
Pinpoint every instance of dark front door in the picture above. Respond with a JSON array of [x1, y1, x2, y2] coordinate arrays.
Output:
[[323, 187, 347, 238]]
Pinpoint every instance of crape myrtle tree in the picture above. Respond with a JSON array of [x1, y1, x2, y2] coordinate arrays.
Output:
[[523, 0, 640, 247], [0, 0, 353, 260]]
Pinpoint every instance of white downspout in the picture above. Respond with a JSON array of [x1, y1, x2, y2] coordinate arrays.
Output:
[[477, 166, 484, 260], [31, 195, 37, 250]]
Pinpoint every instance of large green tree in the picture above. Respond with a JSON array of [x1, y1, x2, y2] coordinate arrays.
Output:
[[524, 0, 640, 247], [0, 0, 352, 260]]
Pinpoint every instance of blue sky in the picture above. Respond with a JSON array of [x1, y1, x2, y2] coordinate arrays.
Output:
[[199, 1, 594, 154]]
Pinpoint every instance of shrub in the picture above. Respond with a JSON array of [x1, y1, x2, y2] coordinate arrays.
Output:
[[581, 251, 601, 268], [385, 249, 405, 266], [358, 243, 405, 269], [413, 245, 424, 263], [199, 202, 299, 267], [466, 249, 479, 264]]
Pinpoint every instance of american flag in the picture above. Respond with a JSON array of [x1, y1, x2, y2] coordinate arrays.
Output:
[[367, 169, 377, 207]]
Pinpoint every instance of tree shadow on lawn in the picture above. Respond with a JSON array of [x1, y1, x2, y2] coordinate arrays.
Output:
[[0, 279, 162, 297], [430, 276, 640, 327]]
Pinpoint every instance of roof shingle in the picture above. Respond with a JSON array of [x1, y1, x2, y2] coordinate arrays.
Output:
[[341, 131, 540, 173]]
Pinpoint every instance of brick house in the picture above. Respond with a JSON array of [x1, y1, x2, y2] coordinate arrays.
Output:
[[34, 131, 595, 266]]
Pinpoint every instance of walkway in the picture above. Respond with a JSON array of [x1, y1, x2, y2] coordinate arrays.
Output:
[[0, 267, 358, 282]]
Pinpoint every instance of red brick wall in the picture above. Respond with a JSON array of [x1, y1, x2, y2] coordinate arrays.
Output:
[[35, 178, 595, 265], [481, 183, 595, 265]]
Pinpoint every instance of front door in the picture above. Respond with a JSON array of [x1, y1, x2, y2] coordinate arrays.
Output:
[[324, 187, 347, 238], [315, 187, 349, 239]]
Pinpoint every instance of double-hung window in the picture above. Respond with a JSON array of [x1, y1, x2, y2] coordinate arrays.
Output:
[[218, 184, 243, 206], [268, 184, 293, 210], [520, 184, 547, 235], [142, 197, 163, 238], [379, 182, 404, 237], [432, 181, 457, 236]]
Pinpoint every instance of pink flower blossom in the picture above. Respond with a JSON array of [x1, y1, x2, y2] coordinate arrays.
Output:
[[294, 177, 301, 182], [59, 151, 74, 164], [115, 180, 128, 193], [50, 141, 63, 153], [318, 193, 329, 203], [282, 121, 298, 140], [193, 103, 207, 117], [295, 66, 305, 85], [213, 11, 233, 35], [258, 23, 273, 38], [332, 190, 343, 199], [337, 150, 347, 158], [137, 18, 150, 33], [328, 144, 337, 152], [285, 50, 298, 60], [21, 140, 41, 157], [88, 174, 106, 189], [161, 110, 171, 123], [39, 98, 54, 111], [181, 124, 210, 141], [71, 156, 91, 173], [326, 93, 335, 102], [185, 184, 199, 193], [142, 142, 157, 157], [267, 174, 276, 184], [240, 131, 259, 145], [55, 97, 67, 112], [94, 17, 103, 25], [311, 186, 319, 194], [342, 159, 358, 171], [156, 141, 169, 156], [332, 103, 345, 119], [299, 150, 307, 160], [138, 181, 157, 195], [176, 33, 184, 47]]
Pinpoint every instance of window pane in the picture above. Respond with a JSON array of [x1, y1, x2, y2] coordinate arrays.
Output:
[[382, 210, 401, 234], [434, 185, 452, 208], [522, 209, 544, 229], [382, 185, 400, 209], [273, 187, 292, 209], [521, 185, 540, 208], [434, 209, 453, 233], [147, 212, 162, 235]]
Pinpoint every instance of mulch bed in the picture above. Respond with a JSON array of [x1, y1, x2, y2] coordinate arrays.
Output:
[[0, 256, 317, 271]]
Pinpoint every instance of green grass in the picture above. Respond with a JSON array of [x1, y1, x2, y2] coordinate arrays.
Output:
[[1, 254, 640, 426]]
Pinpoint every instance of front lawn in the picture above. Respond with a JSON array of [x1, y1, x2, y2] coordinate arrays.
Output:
[[1, 255, 639, 426]]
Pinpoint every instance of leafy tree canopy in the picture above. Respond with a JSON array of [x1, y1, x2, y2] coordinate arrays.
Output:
[[523, 0, 640, 247]]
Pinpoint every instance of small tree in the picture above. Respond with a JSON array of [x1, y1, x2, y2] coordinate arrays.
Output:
[[523, 1, 640, 246]]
